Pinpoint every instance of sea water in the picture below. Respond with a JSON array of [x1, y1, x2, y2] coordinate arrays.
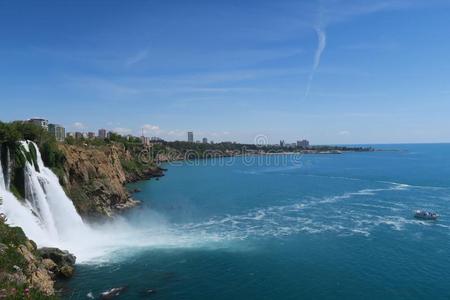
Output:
[[63, 144, 450, 299]]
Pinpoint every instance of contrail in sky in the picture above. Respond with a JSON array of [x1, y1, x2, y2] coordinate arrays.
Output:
[[305, 25, 326, 97]]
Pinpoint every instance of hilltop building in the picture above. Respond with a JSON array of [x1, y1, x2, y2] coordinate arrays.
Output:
[[28, 118, 48, 131], [48, 124, 65, 142]]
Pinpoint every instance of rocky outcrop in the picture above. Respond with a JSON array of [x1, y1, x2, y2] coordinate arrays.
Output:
[[38, 247, 76, 279], [58, 144, 137, 218], [0, 220, 75, 297], [58, 143, 164, 218]]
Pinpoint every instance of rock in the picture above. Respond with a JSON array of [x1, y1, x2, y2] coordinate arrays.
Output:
[[38, 247, 76, 267], [38, 247, 76, 278], [17, 245, 37, 266], [41, 258, 58, 274], [59, 265, 75, 278], [16, 245, 56, 294], [25, 240, 37, 252], [41, 258, 58, 270], [0, 243, 8, 254], [12, 265, 22, 272], [30, 267, 54, 295], [100, 287, 128, 299]]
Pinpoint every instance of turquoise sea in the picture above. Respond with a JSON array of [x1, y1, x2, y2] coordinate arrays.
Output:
[[64, 144, 450, 299]]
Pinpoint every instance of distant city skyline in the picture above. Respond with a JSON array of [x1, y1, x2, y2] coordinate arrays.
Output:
[[26, 116, 312, 145], [2, 1, 450, 144]]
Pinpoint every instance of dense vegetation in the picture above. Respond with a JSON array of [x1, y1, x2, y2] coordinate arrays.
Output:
[[65, 132, 141, 150], [0, 121, 66, 198], [0, 121, 65, 170]]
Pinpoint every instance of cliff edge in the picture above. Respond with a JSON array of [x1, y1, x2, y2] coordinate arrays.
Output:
[[58, 143, 163, 218]]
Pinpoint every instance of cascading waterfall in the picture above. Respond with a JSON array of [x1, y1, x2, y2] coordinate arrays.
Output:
[[0, 140, 90, 249], [0, 140, 182, 263], [0, 147, 5, 190], [5, 146, 11, 190]]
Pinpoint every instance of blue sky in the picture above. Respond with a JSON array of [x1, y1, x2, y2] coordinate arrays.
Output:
[[1, 0, 450, 144]]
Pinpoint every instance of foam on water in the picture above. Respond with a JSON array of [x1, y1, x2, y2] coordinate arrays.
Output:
[[170, 183, 432, 242]]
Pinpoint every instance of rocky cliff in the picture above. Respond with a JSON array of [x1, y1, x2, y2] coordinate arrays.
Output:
[[0, 215, 76, 298], [58, 143, 163, 218]]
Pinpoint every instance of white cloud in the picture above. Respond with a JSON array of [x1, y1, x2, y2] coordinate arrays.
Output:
[[167, 129, 185, 137], [73, 122, 85, 129], [142, 124, 160, 131], [338, 130, 351, 136], [305, 26, 326, 97], [141, 124, 162, 135], [112, 127, 132, 135]]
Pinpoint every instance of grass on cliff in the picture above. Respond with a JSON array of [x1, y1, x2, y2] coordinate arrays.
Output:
[[0, 221, 28, 272]]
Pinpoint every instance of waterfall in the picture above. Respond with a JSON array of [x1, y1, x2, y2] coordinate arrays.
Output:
[[5, 147, 11, 190], [0, 140, 169, 263], [0, 147, 5, 190], [0, 140, 88, 247]]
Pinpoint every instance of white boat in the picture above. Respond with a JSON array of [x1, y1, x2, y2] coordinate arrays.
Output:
[[414, 210, 438, 220]]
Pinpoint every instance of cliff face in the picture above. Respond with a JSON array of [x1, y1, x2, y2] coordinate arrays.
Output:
[[58, 144, 163, 218]]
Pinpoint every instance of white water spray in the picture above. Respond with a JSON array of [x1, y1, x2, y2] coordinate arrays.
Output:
[[0, 141, 193, 263], [0, 147, 5, 190]]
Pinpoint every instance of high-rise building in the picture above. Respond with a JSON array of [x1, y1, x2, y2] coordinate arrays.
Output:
[[297, 139, 310, 148], [188, 131, 194, 143], [48, 124, 65, 142], [98, 129, 107, 139], [202, 137, 208, 144], [28, 118, 48, 131], [141, 136, 150, 146], [280, 140, 285, 147], [88, 132, 95, 139], [75, 132, 83, 139]]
